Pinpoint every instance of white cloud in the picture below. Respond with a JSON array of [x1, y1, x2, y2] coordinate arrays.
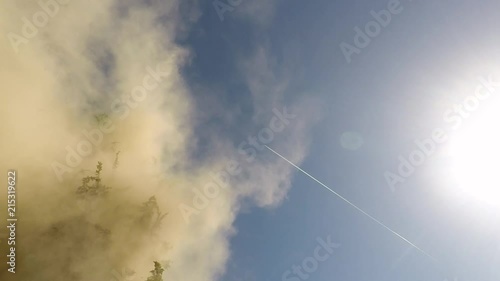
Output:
[[0, 1, 319, 281]]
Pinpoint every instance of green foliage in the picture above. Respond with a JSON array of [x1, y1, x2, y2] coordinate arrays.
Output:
[[145, 261, 164, 281], [139, 196, 168, 234], [113, 151, 121, 169], [94, 113, 110, 125], [72, 162, 169, 279], [76, 161, 111, 199]]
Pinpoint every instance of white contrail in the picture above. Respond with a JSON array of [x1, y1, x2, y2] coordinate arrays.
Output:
[[265, 145, 437, 262]]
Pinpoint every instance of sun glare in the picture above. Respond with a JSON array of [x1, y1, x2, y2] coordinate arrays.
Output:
[[448, 103, 500, 208]]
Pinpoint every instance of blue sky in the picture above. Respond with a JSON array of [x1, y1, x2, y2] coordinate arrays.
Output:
[[182, 1, 500, 281], [2, 0, 500, 280]]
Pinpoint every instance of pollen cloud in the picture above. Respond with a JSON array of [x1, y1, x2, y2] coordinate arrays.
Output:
[[0, 1, 315, 281]]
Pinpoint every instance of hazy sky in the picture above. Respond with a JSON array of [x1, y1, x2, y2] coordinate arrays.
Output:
[[2, 1, 500, 281], [187, 1, 500, 281]]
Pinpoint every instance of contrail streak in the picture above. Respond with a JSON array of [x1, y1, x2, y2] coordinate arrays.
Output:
[[265, 145, 437, 262]]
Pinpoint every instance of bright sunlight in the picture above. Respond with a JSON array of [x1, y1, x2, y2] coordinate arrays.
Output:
[[448, 102, 500, 208]]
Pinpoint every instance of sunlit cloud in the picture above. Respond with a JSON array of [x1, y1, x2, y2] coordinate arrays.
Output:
[[0, 1, 318, 280]]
